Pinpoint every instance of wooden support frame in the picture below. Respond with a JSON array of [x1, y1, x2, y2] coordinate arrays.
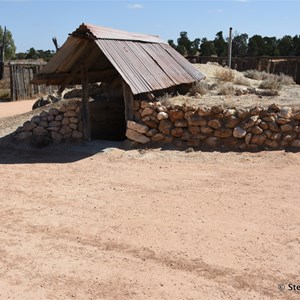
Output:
[[122, 80, 134, 122], [81, 64, 91, 141]]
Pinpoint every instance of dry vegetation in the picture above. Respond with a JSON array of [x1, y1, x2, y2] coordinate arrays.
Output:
[[0, 78, 10, 100]]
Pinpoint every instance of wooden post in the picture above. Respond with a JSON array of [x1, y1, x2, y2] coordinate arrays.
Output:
[[228, 27, 233, 69], [122, 80, 134, 121], [81, 64, 91, 141]]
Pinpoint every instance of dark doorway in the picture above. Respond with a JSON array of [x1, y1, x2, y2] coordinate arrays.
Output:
[[89, 86, 126, 140]]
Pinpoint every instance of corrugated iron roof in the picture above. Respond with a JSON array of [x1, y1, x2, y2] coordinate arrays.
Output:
[[33, 23, 206, 94]]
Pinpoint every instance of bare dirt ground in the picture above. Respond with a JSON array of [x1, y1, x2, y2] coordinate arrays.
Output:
[[0, 144, 299, 299], [0, 64, 299, 299]]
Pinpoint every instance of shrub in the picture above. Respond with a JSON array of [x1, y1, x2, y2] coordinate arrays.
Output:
[[0, 89, 10, 99], [234, 76, 251, 86], [278, 73, 296, 85], [218, 83, 235, 95], [189, 81, 209, 96], [259, 75, 282, 91], [215, 68, 235, 82]]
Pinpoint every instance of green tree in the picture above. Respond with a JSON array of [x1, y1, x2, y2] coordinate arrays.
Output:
[[200, 38, 216, 56], [292, 35, 300, 56], [263, 36, 278, 56], [277, 35, 293, 56], [232, 33, 248, 57], [168, 39, 176, 49], [248, 35, 265, 56], [214, 31, 227, 57], [0, 26, 16, 60]]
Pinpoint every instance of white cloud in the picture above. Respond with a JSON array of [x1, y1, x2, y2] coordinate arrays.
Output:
[[128, 3, 144, 9]]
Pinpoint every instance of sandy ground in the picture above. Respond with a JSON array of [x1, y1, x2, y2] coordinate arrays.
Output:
[[0, 100, 36, 118], [0, 144, 299, 300]]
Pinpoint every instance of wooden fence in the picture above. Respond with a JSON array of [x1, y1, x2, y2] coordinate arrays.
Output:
[[9, 61, 57, 101]]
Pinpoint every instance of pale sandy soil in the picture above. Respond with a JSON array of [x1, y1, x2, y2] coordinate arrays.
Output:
[[0, 100, 36, 118], [0, 144, 299, 299]]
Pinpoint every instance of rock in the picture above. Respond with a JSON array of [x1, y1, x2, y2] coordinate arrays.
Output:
[[243, 115, 259, 129], [158, 120, 173, 135], [64, 110, 77, 118], [134, 111, 141, 122], [251, 126, 263, 135], [157, 106, 168, 113], [47, 126, 60, 132], [263, 116, 276, 123], [270, 132, 281, 140], [225, 116, 240, 128], [265, 130, 272, 139], [62, 117, 70, 125], [188, 126, 200, 135], [47, 115, 54, 122], [144, 120, 158, 129], [187, 138, 200, 147], [175, 119, 188, 127], [59, 105, 68, 113], [39, 120, 48, 128], [15, 131, 32, 141], [32, 97, 51, 110], [205, 137, 221, 148], [268, 103, 280, 112], [171, 128, 184, 138], [223, 109, 236, 117], [187, 115, 207, 126], [55, 115, 64, 121], [151, 133, 165, 142], [198, 106, 211, 116], [281, 124, 293, 132], [141, 107, 154, 117], [259, 122, 268, 130], [293, 111, 300, 120], [224, 137, 239, 148], [31, 116, 42, 124], [200, 126, 214, 134], [69, 123, 77, 130], [245, 133, 252, 145], [164, 135, 173, 143], [207, 119, 221, 129], [39, 111, 49, 118], [268, 122, 280, 132], [265, 139, 279, 148], [141, 116, 150, 122], [49, 120, 61, 127], [251, 134, 267, 145], [294, 126, 300, 133], [181, 130, 191, 141], [184, 111, 195, 119], [279, 107, 292, 119], [72, 130, 83, 140], [21, 121, 37, 132], [133, 100, 140, 111], [249, 106, 262, 116], [283, 132, 297, 142], [157, 112, 169, 121], [51, 131, 63, 144], [235, 89, 243, 96], [59, 125, 72, 135], [49, 108, 59, 116], [233, 126, 247, 138], [126, 129, 150, 144], [169, 110, 184, 122], [33, 126, 48, 136], [140, 100, 150, 109], [276, 118, 291, 125], [291, 139, 300, 147], [210, 106, 223, 115], [69, 117, 78, 124], [214, 128, 232, 138], [127, 120, 149, 134], [237, 108, 249, 118], [145, 128, 158, 137]]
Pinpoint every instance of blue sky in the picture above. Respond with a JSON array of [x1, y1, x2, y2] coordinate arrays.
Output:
[[1, 0, 300, 52]]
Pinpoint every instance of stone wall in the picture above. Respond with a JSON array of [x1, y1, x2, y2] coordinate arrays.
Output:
[[126, 100, 300, 150], [14, 99, 83, 145]]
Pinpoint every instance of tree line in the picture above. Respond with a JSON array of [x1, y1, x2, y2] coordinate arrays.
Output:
[[1, 25, 300, 62], [168, 31, 300, 57]]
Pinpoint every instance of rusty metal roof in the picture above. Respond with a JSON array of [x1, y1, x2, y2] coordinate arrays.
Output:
[[33, 23, 205, 94]]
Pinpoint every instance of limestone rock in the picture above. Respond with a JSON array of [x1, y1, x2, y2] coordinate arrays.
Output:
[[205, 137, 221, 148], [175, 119, 188, 127], [39, 111, 49, 118], [251, 134, 267, 145], [31, 116, 42, 124], [281, 124, 293, 132], [69, 117, 78, 124], [245, 133, 252, 145], [126, 128, 149, 144], [265, 139, 279, 148], [214, 128, 232, 138], [233, 126, 247, 138], [271, 132, 281, 140], [64, 110, 77, 117], [151, 133, 165, 142], [51, 131, 63, 144], [225, 116, 240, 129], [158, 120, 173, 135], [293, 111, 300, 120], [188, 126, 200, 135], [127, 120, 149, 134], [49, 120, 61, 127], [294, 126, 300, 133], [279, 107, 292, 119], [21, 121, 37, 132], [283, 132, 297, 142], [47, 126, 60, 132], [157, 112, 169, 121], [251, 126, 263, 135], [55, 115, 64, 121], [144, 120, 158, 129], [69, 123, 77, 130], [291, 139, 300, 147], [141, 107, 154, 117], [145, 128, 158, 137], [59, 125, 72, 135], [223, 109, 236, 117], [169, 110, 184, 122], [200, 126, 214, 134], [62, 117, 70, 125], [259, 122, 268, 130], [276, 118, 291, 125], [207, 119, 221, 129], [49, 108, 59, 116], [171, 128, 184, 138], [268, 122, 280, 132], [187, 115, 207, 126], [72, 130, 83, 140], [33, 126, 48, 136], [198, 106, 211, 116], [268, 103, 280, 112]]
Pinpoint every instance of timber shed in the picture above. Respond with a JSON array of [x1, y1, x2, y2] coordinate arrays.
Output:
[[33, 23, 205, 140]]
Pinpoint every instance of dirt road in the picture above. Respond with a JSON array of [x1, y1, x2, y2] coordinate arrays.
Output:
[[0, 144, 299, 299]]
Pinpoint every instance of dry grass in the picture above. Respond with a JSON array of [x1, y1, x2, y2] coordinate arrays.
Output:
[[215, 68, 235, 82], [234, 76, 251, 86], [0, 89, 10, 99], [218, 83, 235, 95], [278, 73, 296, 85], [259, 74, 282, 91], [189, 81, 209, 96]]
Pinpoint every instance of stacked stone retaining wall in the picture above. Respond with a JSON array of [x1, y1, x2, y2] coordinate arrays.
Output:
[[126, 100, 300, 150], [14, 99, 83, 145]]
